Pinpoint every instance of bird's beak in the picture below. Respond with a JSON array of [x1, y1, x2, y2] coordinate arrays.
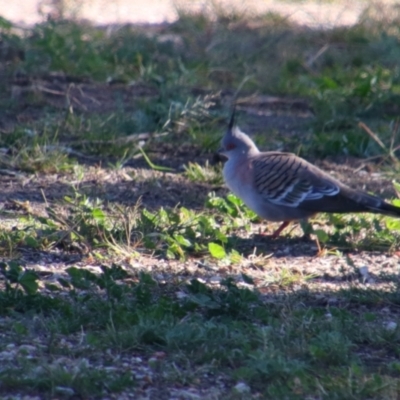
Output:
[[213, 147, 228, 164]]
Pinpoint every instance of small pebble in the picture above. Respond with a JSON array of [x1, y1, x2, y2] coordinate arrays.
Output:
[[384, 321, 397, 332], [55, 387, 75, 396], [234, 382, 251, 393]]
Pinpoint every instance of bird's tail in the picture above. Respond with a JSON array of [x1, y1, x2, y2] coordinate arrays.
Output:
[[367, 198, 400, 218], [304, 188, 400, 218], [349, 188, 400, 217]]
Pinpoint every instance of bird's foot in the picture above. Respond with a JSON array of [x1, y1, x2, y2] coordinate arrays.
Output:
[[271, 221, 290, 238]]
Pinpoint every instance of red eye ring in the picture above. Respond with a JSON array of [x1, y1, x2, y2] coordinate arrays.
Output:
[[226, 143, 235, 150]]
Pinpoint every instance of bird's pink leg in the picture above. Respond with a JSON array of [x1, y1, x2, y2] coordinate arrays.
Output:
[[271, 221, 290, 238]]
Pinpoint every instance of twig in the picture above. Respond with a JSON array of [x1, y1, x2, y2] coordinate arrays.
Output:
[[306, 44, 330, 68], [358, 121, 398, 164], [358, 121, 386, 150], [390, 118, 400, 152], [0, 168, 27, 178], [63, 132, 168, 145]]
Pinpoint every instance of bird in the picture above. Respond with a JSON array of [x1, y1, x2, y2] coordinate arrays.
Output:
[[218, 109, 400, 237]]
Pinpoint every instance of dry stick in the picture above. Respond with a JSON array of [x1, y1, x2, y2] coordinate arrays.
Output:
[[231, 75, 255, 110], [358, 121, 398, 164], [16, 133, 169, 163], [390, 118, 400, 151], [306, 44, 330, 68], [60, 132, 168, 146], [358, 121, 386, 150]]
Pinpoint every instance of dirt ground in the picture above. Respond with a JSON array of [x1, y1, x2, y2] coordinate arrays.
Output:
[[0, 74, 398, 295], [0, 0, 398, 306], [0, 4, 400, 398]]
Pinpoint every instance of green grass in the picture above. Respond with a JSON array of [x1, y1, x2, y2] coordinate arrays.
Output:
[[1, 263, 400, 398], [1, 1, 400, 398]]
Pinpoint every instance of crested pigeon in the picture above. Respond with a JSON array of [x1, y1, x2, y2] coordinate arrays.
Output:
[[219, 111, 400, 237]]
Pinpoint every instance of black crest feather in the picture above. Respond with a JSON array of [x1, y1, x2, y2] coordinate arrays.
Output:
[[228, 104, 236, 131]]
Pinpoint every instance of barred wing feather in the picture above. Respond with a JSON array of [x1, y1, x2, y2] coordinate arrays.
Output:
[[252, 153, 340, 208]]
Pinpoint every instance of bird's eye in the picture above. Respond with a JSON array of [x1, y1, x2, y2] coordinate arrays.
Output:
[[226, 143, 235, 150]]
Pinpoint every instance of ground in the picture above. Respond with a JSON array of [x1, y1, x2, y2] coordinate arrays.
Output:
[[0, 1, 400, 399]]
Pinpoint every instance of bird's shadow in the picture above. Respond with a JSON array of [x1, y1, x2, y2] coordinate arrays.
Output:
[[227, 233, 319, 258]]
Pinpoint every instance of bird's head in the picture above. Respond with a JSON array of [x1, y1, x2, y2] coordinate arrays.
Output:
[[218, 106, 259, 160]]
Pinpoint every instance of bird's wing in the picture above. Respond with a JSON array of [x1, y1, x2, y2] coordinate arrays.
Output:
[[252, 152, 340, 208]]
